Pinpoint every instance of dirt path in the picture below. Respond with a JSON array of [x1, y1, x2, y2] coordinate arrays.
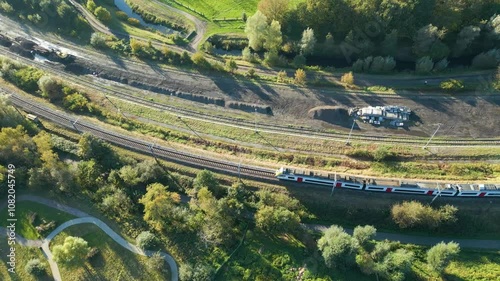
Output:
[[0, 195, 179, 281]]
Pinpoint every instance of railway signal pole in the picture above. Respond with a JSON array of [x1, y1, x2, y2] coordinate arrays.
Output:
[[423, 123, 442, 149], [431, 183, 442, 204], [346, 119, 356, 145], [71, 117, 80, 131]]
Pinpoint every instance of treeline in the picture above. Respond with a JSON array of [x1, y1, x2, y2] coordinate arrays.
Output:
[[0, 0, 91, 39], [243, 0, 500, 71]]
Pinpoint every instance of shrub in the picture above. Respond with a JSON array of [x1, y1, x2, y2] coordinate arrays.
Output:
[[292, 54, 306, 68], [242, 46, 253, 62], [294, 68, 306, 85], [471, 49, 500, 69], [38, 75, 61, 100], [24, 259, 45, 276], [94, 7, 111, 23], [63, 93, 90, 112], [341, 71, 354, 85], [352, 59, 364, 72], [434, 58, 449, 72], [90, 32, 108, 49], [276, 70, 287, 83], [115, 11, 128, 21], [391, 201, 458, 229], [225, 59, 238, 73], [127, 18, 141, 26], [264, 49, 285, 66], [415, 56, 434, 73], [427, 242, 460, 274], [191, 52, 210, 68], [203, 42, 215, 54], [246, 68, 256, 78], [86, 0, 97, 13], [373, 146, 394, 162], [440, 79, 464, 92], [136, 231, 158, 250]]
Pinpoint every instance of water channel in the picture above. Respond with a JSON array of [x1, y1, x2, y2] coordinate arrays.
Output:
[[113, 0, 180, 35]]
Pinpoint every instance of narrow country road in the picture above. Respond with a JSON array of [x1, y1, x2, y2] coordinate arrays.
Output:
[[0, 195, 179, 281]]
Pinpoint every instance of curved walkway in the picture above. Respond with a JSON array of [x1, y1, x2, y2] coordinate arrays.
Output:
[[0, 195, 178, 281]]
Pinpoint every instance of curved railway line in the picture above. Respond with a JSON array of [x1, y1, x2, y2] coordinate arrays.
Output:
[[5, 49, 500, 147], [7, 92, 276, 180]]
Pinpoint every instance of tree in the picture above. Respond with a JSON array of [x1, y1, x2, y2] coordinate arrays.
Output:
[[77, 133, 115, 166], [471, 49, 500, 69], [193, 170, 222, 197], [318, 225, 359, 269], [413, 24, 449, 60], [86, 0, 97, 13], [370, 56, 385, 73], [147, 252, 167, 272], [90, 32, 107, 49], [453, 26, 480, 57], [101, 189, 132, 217], [264, 20, 282, 51], [225, 59, 238, 73], [415, 56, 434, 73], [37, 75, 61, 101], [341, 71, 354, 85], [0, 126, 38, 167], [353, 225, 376, 248], [24, 258, 45, 276], [300, 28, 316, 56], [136, 231, 158, 250], [180, 262, 214, 281], [427, 242, 460, 274], [94, 6, 111, 23], [258, 0, 288, 23], [381, 30, 398, 56], [294, 68, 306, 85], [203, 42, 214, 54], [245, 11, 269, 51], [63, 92, 90, 112], [255, 205, 300, 234], [139, 183, 182, 232], [264, 49, 284, 66], [52, 236, 90, 269], [76, 159, 103, 190], [323, 32, 335, 56], [191, 52, 210, 68]]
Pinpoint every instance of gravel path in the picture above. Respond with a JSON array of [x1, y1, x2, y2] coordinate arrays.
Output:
[[0, 195, 179, 281]]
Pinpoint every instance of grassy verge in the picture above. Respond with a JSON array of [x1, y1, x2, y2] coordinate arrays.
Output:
[[0, 243, 53, 281], [49, 224, 169, 281], [0, 201, 76, 240], [126, 0, 194, 32]]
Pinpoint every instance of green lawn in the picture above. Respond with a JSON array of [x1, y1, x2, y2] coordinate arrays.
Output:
[[49, 224, 169, 281], [0, 242, 53, 281], [0, 201, 76, 240]]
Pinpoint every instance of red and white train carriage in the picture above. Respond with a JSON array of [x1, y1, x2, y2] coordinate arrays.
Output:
[[276, 167, 500, 198]]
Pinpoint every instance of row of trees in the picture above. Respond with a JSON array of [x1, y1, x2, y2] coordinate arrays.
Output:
[[1, 0, 90, 38], [245, 0, 500, 70], [318, 224, 461, 280]]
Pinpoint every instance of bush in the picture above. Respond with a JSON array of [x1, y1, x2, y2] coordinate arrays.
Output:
[[427, 242, 460, 274], [38, 75, 61, 100], [246, 68, 257, 78], [136, 231, 158, 250], [242, 46, 253, 62], [294, 68, 306, 85], [373, 146, 394, 162], [434, 58, 449, 72], [90, 32, 108, 49], [191, 52, 210, 68], [63, 93, 90, 112], [203, 42, 215, 54], [391, 201, 458, 229], [292, 54, 306, 68], [115, 11, 128, 21], [341, 71, 354, 85], [264, 50, 285, 66], [127, 18, 141, 26], [94, 6, 111, 23], [7, 67, 44, 93], [471, 49, 500, 69], [415, 56, 434, 73], [440, 79, 464, 92], [276, 70, 288, 83], [24, 259, 45, 276]]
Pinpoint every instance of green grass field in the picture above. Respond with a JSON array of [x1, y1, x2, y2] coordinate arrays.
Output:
[[0, 243, 53, 281], [0, 201, 76, 240], [49, 224, 169, 281]]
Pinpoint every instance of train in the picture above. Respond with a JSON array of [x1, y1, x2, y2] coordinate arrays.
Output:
[[276, 167, 500, 198]]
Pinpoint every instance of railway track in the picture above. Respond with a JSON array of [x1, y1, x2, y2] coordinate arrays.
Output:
[[5, 50, 499, 147], [6, 92, 276, 180]]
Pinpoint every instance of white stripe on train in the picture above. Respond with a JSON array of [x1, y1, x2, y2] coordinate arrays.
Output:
[[276, 174, 500, 198]]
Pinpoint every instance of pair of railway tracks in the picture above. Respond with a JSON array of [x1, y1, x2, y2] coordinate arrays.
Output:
[[4, 49, 500, 148], [6, 92, 276, 180]]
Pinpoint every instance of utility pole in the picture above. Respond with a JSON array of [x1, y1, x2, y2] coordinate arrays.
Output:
[[71, 117, 80, 131], [330, 173, 337, 197], [423, 123, 441, 149], [346, 119, 356, 145], [254, 108, 258, 133]]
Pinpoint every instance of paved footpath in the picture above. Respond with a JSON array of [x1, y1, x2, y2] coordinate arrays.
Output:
[[0, 195, 178, 281]]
